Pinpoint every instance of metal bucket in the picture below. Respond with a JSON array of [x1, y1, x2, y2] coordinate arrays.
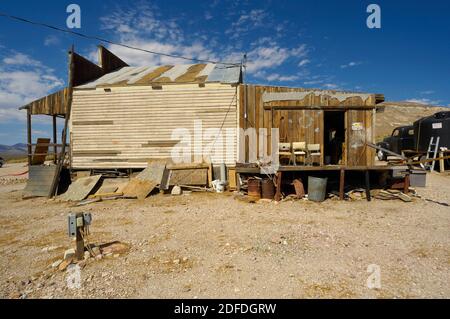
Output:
[[248, 178, 261, 200], [261, 179, 275, 200], [307, 176, 327, 202]]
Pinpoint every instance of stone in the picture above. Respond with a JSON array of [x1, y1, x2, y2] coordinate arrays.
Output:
[[58, 258, 72, 271], [101, 242, 130, 256], [84, 251, 91, 260], [42, 246, 60, 253], [92, 246, 101, 256], [171, 185, 182, 196], [173, 259, 180, 264], [51, 260, 63, 269], [64, 248, 75, 260]]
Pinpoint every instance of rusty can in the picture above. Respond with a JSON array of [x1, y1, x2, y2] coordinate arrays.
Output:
[[261, 178, 275, 200], [247, 178, 261, 200]]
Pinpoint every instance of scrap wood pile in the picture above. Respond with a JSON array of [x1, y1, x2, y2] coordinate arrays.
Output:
[[59, 160, 220, 206]]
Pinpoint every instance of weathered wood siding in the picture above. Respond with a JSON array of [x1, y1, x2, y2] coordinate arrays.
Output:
[[70, 84, 238, 169], [239, 84, 377, 167]]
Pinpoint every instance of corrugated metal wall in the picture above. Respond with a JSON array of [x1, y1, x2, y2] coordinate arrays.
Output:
[[70, 84, 238, 169]]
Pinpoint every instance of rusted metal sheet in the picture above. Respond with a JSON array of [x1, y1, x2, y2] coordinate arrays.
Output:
[[23, 165, 58, 198], [77, 63, 242, 88]]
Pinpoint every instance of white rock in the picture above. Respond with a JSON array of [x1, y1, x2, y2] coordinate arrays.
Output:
[[171, 186, 182, 196], [51, 260, 63, 268], [64, 248, 75, 260]]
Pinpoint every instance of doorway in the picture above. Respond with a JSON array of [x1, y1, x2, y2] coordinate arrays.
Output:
[[324, 111, 346, 165]]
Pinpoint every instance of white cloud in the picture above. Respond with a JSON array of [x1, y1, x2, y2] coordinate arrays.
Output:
[[246, 44, 307, 73], [97, 3, 309, 79], [322, 83, 339, 90], [0, 52, 64, 122], [405, 98, 441, 106], [204, 11, 213, 20], [298, 59, 310, 67], [340, 61, 362, 69], [264, 73, 299, 82], [44, 35, 60, 46], [3, 53, 43, 68], [226, 9, 268, 38], [97, 3, 221, 67], [420, 90, 435, 95]]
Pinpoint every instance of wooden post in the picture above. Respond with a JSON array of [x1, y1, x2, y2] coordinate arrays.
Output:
[[275, 171, 282, 202], [404, 173, 410, 194], [339, 168, 345, 200], [75, 213, 84, 261], [52, 115, 57, 164], [365, 170, 371, 202], [49, 46, 74, 198], [27, 108, 32, 166], [439, 151, 445, 173]]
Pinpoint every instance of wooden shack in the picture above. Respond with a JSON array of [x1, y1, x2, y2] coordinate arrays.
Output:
[[21, 47, 385, 174]]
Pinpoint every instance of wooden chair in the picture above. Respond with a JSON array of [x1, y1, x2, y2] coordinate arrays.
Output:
[[292, 142, 307, 165], [307, 144, 321, 166], [279, 142, 293, 165]]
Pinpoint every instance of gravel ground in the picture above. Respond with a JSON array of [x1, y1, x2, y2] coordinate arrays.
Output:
[[0, 164, 449, 299]]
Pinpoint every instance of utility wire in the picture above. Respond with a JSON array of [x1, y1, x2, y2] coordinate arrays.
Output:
[[0, 11, 241, 66]]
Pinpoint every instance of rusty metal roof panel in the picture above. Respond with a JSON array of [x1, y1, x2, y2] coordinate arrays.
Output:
[[76, 63, 242, 88]]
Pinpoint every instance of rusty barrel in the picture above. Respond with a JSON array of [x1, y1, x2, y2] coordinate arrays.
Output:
[[261, 178, 275, 200], [247, 178, 261, 200]]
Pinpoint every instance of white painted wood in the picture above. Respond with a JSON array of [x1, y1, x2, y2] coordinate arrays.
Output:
[[71, 84, 238, 169]]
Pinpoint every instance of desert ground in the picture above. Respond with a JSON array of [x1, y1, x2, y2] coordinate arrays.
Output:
[[0, 162, 449, 299]]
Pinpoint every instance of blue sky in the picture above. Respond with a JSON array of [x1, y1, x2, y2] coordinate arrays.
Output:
[[0, 0, 449, 145]]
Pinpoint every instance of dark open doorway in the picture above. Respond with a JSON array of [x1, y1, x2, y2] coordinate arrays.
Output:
[[324, 111, 346, 165]]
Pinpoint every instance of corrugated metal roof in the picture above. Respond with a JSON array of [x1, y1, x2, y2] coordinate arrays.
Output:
[[76, 63, 241, 88]]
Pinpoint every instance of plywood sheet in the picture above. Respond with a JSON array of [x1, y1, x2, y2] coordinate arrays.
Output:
[[31, 138, 50, 165], [60, 175, 102, 201], [136, 160, 167, 183], [169, 168, 208, 186], [122, 178, 157, 200]]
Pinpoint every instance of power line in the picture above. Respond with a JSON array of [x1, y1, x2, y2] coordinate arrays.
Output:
[[0, 11, 241, 66]]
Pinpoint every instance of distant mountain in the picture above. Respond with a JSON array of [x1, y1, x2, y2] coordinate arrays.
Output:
[[375, 101, 448, 141], [0, 143, 28, 159]]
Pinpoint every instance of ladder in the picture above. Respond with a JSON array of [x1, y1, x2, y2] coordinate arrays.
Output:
[[424, 136, 440, 171]]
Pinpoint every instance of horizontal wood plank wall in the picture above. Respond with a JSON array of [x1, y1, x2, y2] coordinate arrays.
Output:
[[71, 84, 238, 169]]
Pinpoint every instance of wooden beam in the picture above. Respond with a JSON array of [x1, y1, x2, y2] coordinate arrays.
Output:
[[275, 171, 282, 202], [404, 173, 410, 194], [365, 170, 371, 202], [263, 102, 376, 110], [49, 47, 75, 198], [27, 108, 32, 166], [98, 45, 129, 74], [52, 115, 57, 164], [339, 168, 345, 200]]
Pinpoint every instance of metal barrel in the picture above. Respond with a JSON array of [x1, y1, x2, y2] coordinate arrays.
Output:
[[307, 176, 328, 202], [261, 178, 275, 200], [247, 178, 261, 200]]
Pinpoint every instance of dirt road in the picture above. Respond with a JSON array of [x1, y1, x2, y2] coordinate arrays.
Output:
[[0, 163, 449, 298]]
